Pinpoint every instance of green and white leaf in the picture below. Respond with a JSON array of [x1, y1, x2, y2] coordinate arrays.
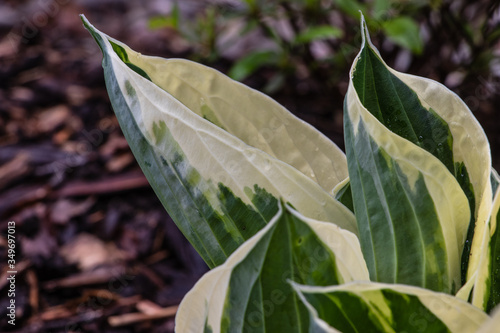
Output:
[[81, 15, 356, 269], [391, 57, 492, 294], [344, 15, 477, 293], [358, 18, 491, 303], [292, 281, 489, 333], [364, 28, 491, 291], [459, 170, 500, 311], [176, 202, 369, 332]]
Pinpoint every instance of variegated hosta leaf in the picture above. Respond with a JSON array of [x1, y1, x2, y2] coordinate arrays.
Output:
[[344, 16, 481, 293], [81, 16, 356, 269], [390, 62, 491, 293], [459, 170, 500, 311], [348, 18, 491, 289], [292, 282, 489, 333], [175, 202, 369, 332]]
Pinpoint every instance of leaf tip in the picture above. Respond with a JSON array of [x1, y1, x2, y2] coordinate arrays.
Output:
[[359, 12, 369, 49], [79, 15, 107, 55], [358, 12, 381, 58], [79, 14, 91, 29]]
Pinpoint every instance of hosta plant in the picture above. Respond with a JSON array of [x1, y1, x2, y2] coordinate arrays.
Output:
[[82, 14, 500, 332]]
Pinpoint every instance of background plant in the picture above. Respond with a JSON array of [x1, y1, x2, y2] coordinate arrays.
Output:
[[149, 0, 500, 96]]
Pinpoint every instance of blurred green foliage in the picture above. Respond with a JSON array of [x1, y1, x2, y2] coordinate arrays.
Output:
[[149, 0, 499, 94]]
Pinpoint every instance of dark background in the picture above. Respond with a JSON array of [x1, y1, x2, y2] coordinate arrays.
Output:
[[0, 0, 499, 332]]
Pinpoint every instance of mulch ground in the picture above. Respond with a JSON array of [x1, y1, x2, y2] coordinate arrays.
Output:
[[0, 1, 208, 332]]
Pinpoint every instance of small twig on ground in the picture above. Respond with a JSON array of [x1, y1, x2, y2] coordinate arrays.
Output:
[[108, 304, 178, 327], [42, 267, 126, 290], [26, 269, 39, 315], [0, 260, 31, 290], [52, 171, 149, 197]]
